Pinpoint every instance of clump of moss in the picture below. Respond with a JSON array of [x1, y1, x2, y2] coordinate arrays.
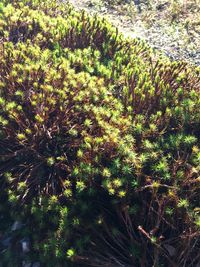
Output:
[[0, 1, 199, 267]]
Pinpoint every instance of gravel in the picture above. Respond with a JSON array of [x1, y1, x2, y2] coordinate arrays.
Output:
[[67, 0, 200, 66]]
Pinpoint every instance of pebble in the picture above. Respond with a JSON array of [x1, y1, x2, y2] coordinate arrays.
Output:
[[11, 221, 23, 231]]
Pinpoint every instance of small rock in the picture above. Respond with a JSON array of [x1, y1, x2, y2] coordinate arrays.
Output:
[[20, 238, 30, 253], [32, 262, 40, 267], [11, 221, 23, 231]]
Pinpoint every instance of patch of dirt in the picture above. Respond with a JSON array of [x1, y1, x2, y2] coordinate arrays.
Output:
[[67, 0, 200, 66]]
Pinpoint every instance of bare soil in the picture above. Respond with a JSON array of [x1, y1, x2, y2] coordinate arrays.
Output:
[[67, 0, 200, 66]]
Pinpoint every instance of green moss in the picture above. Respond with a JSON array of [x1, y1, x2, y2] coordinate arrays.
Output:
[[0, 1, 199, 266]]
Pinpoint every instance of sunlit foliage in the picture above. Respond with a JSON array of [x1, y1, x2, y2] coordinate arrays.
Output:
[[0, 1, 199, 266]]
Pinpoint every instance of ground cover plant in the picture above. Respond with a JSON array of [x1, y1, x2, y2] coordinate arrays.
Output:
[[0, 0, 200, 266]]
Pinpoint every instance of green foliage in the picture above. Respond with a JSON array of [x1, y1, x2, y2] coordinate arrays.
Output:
[[0, 1, 199, 267]]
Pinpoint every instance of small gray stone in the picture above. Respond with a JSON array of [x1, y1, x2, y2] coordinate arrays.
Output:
[[11, 221, 23, 231], [20, 238, 30, 253]]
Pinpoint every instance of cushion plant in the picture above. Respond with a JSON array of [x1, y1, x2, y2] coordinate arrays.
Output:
[[0, 1, 199, 266]]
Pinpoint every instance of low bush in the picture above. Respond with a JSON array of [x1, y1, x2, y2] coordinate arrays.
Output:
[[0, 1, 199, 266]]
